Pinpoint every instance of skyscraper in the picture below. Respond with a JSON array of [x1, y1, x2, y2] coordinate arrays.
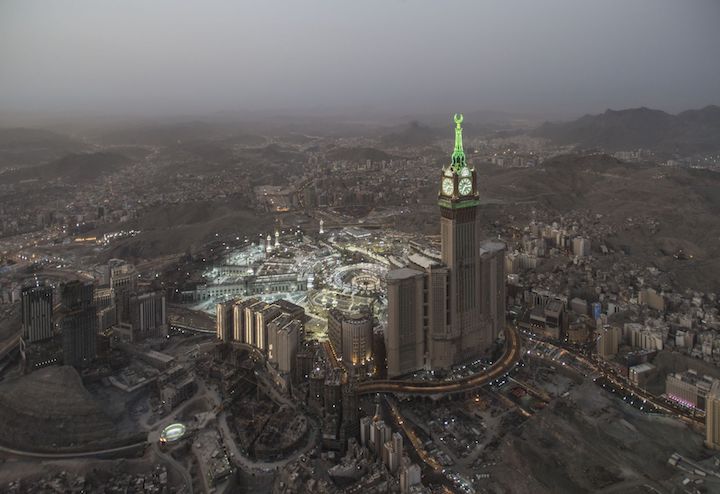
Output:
[[385, 115, 506, 376], [129, 291, 167, 340], [341, 381, 360, 441], [21, 285, 54, 343], [109, 259, 137, 324], [706, 380, 720, 449], [385, 268, 425, 377], [216, 300, 234, 341], [328, 308, 373, 367], [60, 280, 97, 367], [437, 114, 485, 362]]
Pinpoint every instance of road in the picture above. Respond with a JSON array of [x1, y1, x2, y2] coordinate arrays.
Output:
[[152, 442, 193, 494], [525, 334, 704, 427], [0, 333, 21, 361], [384, 395, 442, 471], [356, 324, 522, 396], [0, 441, 146, 460]]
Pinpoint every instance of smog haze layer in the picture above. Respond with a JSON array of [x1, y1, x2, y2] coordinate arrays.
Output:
[[1, 0, 719, 122]]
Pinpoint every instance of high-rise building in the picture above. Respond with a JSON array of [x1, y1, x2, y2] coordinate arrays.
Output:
[[385, 115, 506, 376], [129, 291, 167, 340], [21, 285, 54, 343], [706, 380, 720, 449], [109, 259, 137, 324], [255, 304, 281, 351], [328, 308, 373, 367], [60, 281, 97, 367], [233, 298, 258, 343], [359, 416, 372, 447], [341, 381, 360, 441], [479, 240, 506, 343], [108, 259, 138, 292], [328, 309, 343, 360], [309, 368, 325, 410], [276, 319, 300, 374], [243, 300, 264, 346], [229, 297, 305, 373], [596, 325, 620, 359], [437, 116, 485, 362], [384, 432, 403, 473], [399, 463, 422, 494], [572, 236, 590, 257], [268, 314, 293, 363], [61, 280, 94, 310], [370, 419, 391, 459], [216, 300, 234, 341], [324, 370, 342, 415], [385, 268, 425, 377], [666, 370, 715, 410]]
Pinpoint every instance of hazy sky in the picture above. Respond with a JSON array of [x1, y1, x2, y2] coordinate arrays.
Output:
[[1, 0, 719, 119]]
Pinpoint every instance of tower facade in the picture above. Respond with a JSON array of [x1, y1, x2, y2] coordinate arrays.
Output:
[[707, 380, 720, 449], [436, 113, 485, 362], [385, 268, 425, 377], [385, 114, 505, 377], [60, 280, 97, 367], [21, 285, 54, 343]]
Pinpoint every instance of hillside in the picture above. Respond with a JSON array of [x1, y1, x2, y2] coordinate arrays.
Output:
[[0, 127, 85, 169], [532, 105, 720, 155], [326, 146, 398, 162], [480, 155, 720, 290], [99, 199, 272, 261], [380, 121, 444, 148], [0, 366, 141, 452], [0, 152, 131, 184]]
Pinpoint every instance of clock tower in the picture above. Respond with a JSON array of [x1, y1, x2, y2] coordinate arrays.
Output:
[[435, 114, 484, 363], [386, 114, 505, 376]]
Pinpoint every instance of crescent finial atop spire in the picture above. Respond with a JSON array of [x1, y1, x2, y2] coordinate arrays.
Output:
[[451, 113, 466, 171]]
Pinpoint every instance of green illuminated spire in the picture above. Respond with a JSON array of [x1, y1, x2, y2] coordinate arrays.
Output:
[[451, 113, 466, 171]]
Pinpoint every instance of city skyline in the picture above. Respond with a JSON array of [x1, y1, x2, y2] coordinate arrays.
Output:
[[1, 2, 720, 493]]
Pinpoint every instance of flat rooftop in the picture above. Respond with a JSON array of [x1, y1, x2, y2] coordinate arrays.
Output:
[[479, 240, 506, 254], [386, 267, 424, 281]]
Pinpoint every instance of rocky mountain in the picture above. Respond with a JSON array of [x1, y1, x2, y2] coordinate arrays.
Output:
[[0, 151, 131, 184], [0, 127, 85, 169], [532, 105, 720, 155]]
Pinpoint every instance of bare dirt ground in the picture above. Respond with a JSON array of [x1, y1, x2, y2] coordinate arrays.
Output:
[[485, 381, 712, 493]]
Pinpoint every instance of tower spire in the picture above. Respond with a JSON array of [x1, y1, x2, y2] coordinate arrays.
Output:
[[451, 113, 466, 171]]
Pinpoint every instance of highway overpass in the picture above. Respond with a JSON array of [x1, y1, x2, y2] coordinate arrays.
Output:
[[356, 325, 522, 396]]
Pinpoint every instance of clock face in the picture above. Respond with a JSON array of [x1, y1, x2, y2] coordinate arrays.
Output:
[[442, 178, 454, 196], [459, 178, 472, 195]]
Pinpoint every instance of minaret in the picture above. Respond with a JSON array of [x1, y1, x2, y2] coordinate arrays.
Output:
[[266, 234, 272, 253], [319, 219, 324, 235], [274, 221, 280, 248]]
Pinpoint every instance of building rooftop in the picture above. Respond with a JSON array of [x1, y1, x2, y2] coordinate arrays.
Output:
[[479, 240, 506, 255], [386, 267, 424, 281], [630, 363, 655, 373], [545, 299, 564, 315], [408, 253, 441, 270]]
